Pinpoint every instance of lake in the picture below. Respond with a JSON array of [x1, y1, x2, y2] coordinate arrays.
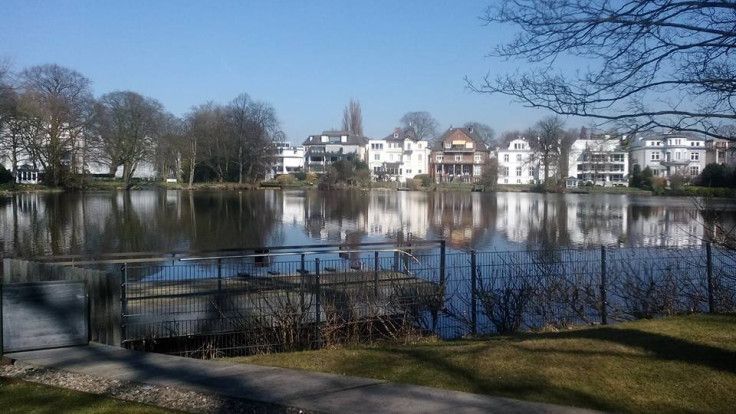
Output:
[[1, 189, 734, 257]]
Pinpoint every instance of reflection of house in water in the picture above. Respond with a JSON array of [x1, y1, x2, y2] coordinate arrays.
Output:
[[626, 205, 704, 247], [564, 195, 628, 246], [427, 192, 495, 249], [274, 190, 431, 243]]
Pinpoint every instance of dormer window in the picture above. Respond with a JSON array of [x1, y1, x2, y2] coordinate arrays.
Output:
[[393, 133, 399, 138]]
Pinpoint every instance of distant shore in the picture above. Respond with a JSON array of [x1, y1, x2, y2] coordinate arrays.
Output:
[[3, 179, 735, 198]]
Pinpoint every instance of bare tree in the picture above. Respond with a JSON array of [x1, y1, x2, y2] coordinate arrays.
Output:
[[463, 121, 496, 146], [17, 64, 93, 186], [498, 130, 523, 147], [341, 99, 363, 136], [94, 91, 164, 188], [557, 128, 578, 182], [227, 94, 280, 183], [400, 111, 439, 142], [153, 113, 185, 182], [530, 116, 565, 187], [468, 1, 736, 141]]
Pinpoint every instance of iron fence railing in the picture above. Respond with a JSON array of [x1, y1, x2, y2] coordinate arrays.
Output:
[[113, 243, 736, 358]]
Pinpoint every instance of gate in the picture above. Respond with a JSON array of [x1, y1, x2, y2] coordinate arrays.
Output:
[[1, 281, 88, 353]]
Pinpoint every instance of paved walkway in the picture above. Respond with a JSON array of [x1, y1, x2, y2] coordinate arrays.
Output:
[[5, 344, 603, 414]]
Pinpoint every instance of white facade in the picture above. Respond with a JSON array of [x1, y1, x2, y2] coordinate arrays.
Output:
[[367, 128, 430, 182], [567, 138, 629, 187], [496, 138, 537, 185], [269, 143, 305, 178], [706, 139, 735, 167], [629, 133, 707, 179]]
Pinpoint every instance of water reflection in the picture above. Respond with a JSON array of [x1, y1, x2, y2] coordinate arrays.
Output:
[[0, 189, 733, 257]]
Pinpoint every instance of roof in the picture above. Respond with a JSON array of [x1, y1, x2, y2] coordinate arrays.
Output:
[[302, 130, 369, 146], [432, 127, 490, 151], [383, 126, 419, 142]]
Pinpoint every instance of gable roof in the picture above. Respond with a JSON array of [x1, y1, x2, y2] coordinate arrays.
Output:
[[382, 126, 420, 142], [432, 127, 490, 151]]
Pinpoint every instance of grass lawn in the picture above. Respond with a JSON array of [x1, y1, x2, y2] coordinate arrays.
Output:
[[231, 314, 736, 414], [0, 378, 177, 414]]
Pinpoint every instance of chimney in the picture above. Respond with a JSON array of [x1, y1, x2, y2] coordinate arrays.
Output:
[[469, 127, 474, 133]]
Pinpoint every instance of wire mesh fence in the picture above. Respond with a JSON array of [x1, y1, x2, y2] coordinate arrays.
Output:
[[118, 243, 736, 358]]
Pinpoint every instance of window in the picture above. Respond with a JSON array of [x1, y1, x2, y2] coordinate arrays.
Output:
[[406, 169, 412, 174], [612, 154, 624, 162], [389, 154, 394, 161], [374, 154, 380, 161], [528, 167, 534, 177], [651, 152, 660, 160], [455, 154, 462, 161], [474, 154, 482, 163], [690, 166, 699, 175], [503, 154, 509, 162], [675, 152, 681, 160], [418, 169, 422, 174], [690, 152, 700, 161], [418, 154, 423, 161], [473, 165, 481, 176], [436, 155, 443, 162], [516, 154, 522, 162], [501, 166, 509, 177], [516, 167, 522, 176]]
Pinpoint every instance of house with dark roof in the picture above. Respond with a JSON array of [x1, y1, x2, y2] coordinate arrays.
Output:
[[429, 127, 491, 183], [367, 126, 431, 182], [301, 130, 369, 173]]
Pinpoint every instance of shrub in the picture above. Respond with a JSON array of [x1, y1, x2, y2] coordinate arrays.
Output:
[[0, 166, 13, 184], [414, 174, 432, 188], [276, 174, 296, 185], [406, 178, 422, 190]]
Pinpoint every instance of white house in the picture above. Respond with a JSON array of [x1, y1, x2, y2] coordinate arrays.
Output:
[[629, 132, 707, 179], [367, 127, 430, 182], [706, 138, 735, 167], [567, 137, 629, 187], [268, 142, 305, 179], [496, 138, 537, 185]]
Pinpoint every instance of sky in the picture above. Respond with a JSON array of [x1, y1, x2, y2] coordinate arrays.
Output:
[[0, 0, 578, 145]]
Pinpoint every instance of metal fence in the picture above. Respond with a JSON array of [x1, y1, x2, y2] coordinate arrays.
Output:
[[116, 243, 736, 358]]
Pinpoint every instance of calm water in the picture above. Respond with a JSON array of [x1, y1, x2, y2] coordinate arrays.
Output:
[[1, 189, 734, 257]]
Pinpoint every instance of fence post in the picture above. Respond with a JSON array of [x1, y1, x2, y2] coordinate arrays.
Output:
[[314, 258, 322, 349], [393, 249, 399, 272], [440, 240, 446, 286], [300, 254, 306, 274], [217, 258, 222, 295], [120, 263, 128, 347], [706, 242, 714, 313], [600, 246, 608, 325], [374, 251, 379, 297], [470, 250, 477, 336]]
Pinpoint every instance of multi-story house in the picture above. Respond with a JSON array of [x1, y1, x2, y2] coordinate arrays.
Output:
[[566, 137, 629, 187], [367, 127, 430, 182], [302, 130, 368, 173], [706, 138, 735, 167], [429, 127, 491, 183], [268, 142, 305, 179], [629, 132, 706, 179], [496, 137, 537, 185]]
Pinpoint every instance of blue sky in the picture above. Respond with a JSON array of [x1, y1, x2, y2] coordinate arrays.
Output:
[[1, 0, 575, 144]]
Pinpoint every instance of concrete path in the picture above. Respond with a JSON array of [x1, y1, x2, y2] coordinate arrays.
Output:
[[5, 344, 603, 414]]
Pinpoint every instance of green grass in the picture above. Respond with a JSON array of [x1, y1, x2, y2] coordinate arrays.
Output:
[[0, 378, 178, 413], [231, 314, 736, 414]]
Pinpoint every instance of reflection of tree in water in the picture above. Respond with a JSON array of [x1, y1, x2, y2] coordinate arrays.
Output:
[[426, 192, 496, 250], [302, 190, 369, 243], [177, 191, 280, 249], [525, 195, 571, 251]]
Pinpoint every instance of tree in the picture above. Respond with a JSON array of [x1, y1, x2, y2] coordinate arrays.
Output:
[[341, 99, 363, 136], [481, 157, 499, 191], [17, 64, 93, 186], [469, 1, 736, 141], [153, 113, 185, 182], [400, 111, 439, 142], [94, 91, 164, 188], [235, 99, 279, 182], [463, 122, 496, 146], [530, 116, 564, 187]]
